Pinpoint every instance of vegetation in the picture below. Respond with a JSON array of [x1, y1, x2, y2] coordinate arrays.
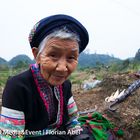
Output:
[[78, 52, 120, 68], [1, 49, 140, 85]]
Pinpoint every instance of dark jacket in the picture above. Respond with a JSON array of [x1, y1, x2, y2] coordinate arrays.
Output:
[[2, 69, 73, 139]]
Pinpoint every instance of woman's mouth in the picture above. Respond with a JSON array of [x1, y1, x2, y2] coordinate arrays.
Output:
[[53, 74, 66, 80]]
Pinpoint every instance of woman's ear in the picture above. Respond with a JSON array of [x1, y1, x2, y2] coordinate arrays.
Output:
[[32, 47, 40, 64]]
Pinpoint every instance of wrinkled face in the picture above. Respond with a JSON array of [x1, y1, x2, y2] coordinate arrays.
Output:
[[35, 38, 79, 86]]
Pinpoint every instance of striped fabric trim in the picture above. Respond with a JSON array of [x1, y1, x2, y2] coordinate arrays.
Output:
[[68, 106, 78, 116], [1, 107, 24, 119], [67, 96, 78, 116], [66, 96, 81, 130], [68, 96, 75, 104], [0, 107, 25, 140]]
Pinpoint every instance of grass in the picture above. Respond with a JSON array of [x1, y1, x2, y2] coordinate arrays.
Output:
[[69, 70, 90, 84], [0, 68, 26, 87], [0, 71, 9, 86]]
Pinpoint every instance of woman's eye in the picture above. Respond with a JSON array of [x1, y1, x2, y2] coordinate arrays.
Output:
[[67, 56, 77, 60], [69, 56, 74, 59], [49, 53, 60, 60], [50, 54, 56, 57], [49, 53, 57, 58]]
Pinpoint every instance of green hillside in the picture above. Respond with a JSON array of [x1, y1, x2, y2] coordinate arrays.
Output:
[[8, 54, 34, 66], [78, 53, 121, 68], [0, 57, 7, 65]]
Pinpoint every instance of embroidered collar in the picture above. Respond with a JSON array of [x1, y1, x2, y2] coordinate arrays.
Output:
[[30, 64, 63, 129]]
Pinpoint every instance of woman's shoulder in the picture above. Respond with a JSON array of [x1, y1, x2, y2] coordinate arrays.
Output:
[[8, 69, 33, 84], [2, 69, 33, 110], [4, 69, 34, 92]]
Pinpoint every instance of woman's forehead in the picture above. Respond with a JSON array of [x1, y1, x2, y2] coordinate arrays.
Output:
[[44, 38, 79, 51]]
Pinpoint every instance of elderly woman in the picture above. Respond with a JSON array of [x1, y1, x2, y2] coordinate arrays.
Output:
[[0, 14, 93, 140]]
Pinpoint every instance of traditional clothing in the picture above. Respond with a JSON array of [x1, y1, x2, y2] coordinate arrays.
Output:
[[0, 65, 80, 140]]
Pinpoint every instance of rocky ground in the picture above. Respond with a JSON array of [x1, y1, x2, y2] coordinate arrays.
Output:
[[73, 72, 140, 140]]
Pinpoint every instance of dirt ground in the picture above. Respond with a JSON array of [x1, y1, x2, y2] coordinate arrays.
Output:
[[73, 72, 140, 140]]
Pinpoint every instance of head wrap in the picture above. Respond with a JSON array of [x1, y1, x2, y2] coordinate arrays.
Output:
[[29, 14, 89, 53]]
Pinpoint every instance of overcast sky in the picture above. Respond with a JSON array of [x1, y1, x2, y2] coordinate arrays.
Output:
[[0, 0, 140, 61]]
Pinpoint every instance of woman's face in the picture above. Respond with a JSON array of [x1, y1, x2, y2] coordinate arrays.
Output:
[[36, 38, 79, 86]]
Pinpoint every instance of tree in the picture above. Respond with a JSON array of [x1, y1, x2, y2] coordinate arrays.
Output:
[[14, 60, 28, 69], [135, 48, 140, 61], [122, 59, 130, 68]]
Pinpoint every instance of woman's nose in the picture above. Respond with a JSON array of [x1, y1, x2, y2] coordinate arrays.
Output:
[[56, 60, 68, 72]]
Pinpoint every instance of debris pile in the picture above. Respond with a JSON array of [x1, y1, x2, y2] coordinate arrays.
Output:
[[73, 72, 140, 140]]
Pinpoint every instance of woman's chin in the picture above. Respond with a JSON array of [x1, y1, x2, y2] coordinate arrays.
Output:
[[43, 75, 67, 86], [49, 76, 67, 85], [50, 79, 66, 86]]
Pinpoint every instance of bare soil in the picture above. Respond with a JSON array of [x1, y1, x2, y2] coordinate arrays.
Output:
[[73, 72, 140, 140]]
